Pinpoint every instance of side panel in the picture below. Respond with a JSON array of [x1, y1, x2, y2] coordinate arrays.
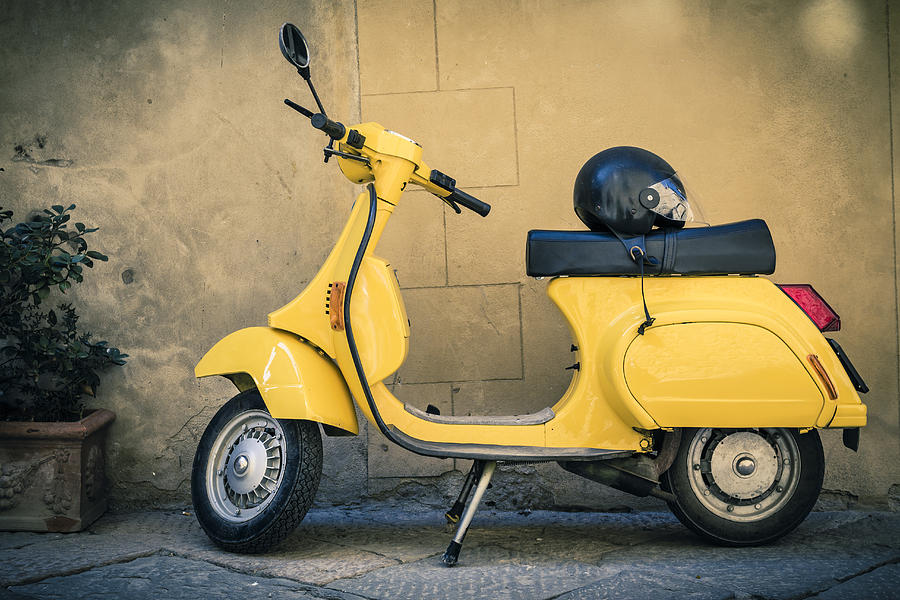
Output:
[[350, 256, 410, 384], [195, 327, 358, 434], [548, 276, 865, 430], [624, 322, 823, 427]]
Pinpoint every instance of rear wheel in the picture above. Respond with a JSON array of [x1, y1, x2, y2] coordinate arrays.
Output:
[[662, 427, 823, 546], [191, 389, 322, 553]]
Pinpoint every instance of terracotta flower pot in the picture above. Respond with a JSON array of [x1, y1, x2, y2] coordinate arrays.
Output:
[[0, 409, 115, 532]]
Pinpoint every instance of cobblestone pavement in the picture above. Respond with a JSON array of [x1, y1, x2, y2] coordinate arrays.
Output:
[[1, 504, 899, 599]]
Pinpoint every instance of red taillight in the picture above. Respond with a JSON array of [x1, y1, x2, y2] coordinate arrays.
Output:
[[777, 284, 841, 332]]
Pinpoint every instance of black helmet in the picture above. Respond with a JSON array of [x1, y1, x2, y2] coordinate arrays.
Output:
[[573, 146, 693, 235]]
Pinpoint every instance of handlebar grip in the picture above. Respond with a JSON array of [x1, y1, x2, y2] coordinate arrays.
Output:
[[311, 113, 346, 140], [447, 188, 491, 217]]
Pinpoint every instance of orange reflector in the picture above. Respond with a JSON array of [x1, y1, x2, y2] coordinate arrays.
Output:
[[808, 354, 838, 400], [329, 281, 346, 331]]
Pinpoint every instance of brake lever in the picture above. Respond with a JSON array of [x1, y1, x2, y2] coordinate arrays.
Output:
[[441, 196, 462, 214], [322, 144, 370, 165]]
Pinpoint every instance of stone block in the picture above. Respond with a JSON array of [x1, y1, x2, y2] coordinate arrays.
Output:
[[444, 186, 526, 286], [357, 0, 437, 94], [398, 285, 522, 383], [519, 278, 575, 393], [361, 88, 517, 188], [368, 383, 454, 478], [374, 189, 446, 288], [452, 379, 543, 418], [318, 415, 368, 505]]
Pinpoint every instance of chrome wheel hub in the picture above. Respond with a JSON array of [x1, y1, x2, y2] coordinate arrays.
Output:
[[234, 454, 249, 475], [687, 428, 800, 523], [735, 456, 756, 477], [205, 410, 286, 523]]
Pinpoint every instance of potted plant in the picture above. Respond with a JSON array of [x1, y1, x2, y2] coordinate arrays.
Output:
[[0, 204, 126, 532]]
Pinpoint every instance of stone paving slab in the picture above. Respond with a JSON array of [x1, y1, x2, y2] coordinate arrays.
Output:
[[594, 543, 894, 599], [555, 569, 735, 600], [2, 506, 899, 599], [812, 562, 900, 599], [328, 544, 609, 600], [0, 535, 161, 587], [10, 555, 367, 600], [165, 533, 399, 586], [0, 533, 64, 552]]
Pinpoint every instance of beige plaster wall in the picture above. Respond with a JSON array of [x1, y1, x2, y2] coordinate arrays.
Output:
[[1, 0, 897, 510], [0, 0, 367, 506], [360, 0, 899, 507]]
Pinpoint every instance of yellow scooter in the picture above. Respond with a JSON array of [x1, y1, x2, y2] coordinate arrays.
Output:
[[190, 23, 869, 564]]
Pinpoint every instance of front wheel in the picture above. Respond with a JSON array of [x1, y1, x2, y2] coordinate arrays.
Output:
[[191, 389, 322, 553], [662, 427, 824, 546]]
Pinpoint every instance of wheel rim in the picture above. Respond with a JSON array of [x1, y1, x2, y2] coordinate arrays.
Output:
[[205, 409, 286, 523], [686, 428, 801, 523]]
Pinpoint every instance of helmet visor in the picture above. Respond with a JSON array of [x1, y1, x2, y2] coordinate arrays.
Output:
[[647, 174, 694, 223]]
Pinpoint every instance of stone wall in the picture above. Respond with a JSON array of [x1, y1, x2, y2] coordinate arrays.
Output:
[[1, 0, 897, 511]]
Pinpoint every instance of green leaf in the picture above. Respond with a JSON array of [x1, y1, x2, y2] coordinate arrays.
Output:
[[36, 285, 50, 300], [51, 205, 64, 214], [58, 280, 71, 293], [85, 250, 108, 261], [75, 222, 86, 232]]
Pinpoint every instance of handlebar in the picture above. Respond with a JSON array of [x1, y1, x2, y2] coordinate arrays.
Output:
[[284, 99, 346, 140], [310, 113, 346, 140], [427, 169, 491, 217], [446, 188, 491, 217]]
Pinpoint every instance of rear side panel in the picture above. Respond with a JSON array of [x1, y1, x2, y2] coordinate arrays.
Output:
[[548, 276, 866, 430], [624, 322, 823, 427]]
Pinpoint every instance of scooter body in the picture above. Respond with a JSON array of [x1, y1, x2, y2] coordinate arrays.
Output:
[[196, 120, 865, 451], [189, 23, 868, 562]]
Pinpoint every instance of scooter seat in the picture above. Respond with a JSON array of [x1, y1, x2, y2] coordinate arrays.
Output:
[[526, 219, 775, 277]]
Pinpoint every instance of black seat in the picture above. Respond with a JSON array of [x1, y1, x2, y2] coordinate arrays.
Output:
[[526, 219, 776, 277]]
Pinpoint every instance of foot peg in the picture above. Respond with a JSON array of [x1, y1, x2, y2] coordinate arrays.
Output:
[[441, 461, 496, 567]]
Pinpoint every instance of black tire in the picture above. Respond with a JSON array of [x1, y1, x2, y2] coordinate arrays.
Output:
[[662, 427, 824, 546], [191, 389, 322, 553]]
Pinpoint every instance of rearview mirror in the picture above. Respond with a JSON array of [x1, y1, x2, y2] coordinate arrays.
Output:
[[279, 23, 310, 77]]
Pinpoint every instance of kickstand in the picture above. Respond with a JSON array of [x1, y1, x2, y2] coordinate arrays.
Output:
[[445, 461, 483, 524], [441, 460, 496, 566]]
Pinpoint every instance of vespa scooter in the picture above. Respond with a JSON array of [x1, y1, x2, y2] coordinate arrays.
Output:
[[190, 23, 869, 565]]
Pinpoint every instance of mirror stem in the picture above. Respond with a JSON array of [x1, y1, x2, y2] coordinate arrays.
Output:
[[305, 77, 327, 116]]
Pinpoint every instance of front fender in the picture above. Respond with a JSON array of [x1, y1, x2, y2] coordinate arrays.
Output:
[[195, 327, 358, 435]]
